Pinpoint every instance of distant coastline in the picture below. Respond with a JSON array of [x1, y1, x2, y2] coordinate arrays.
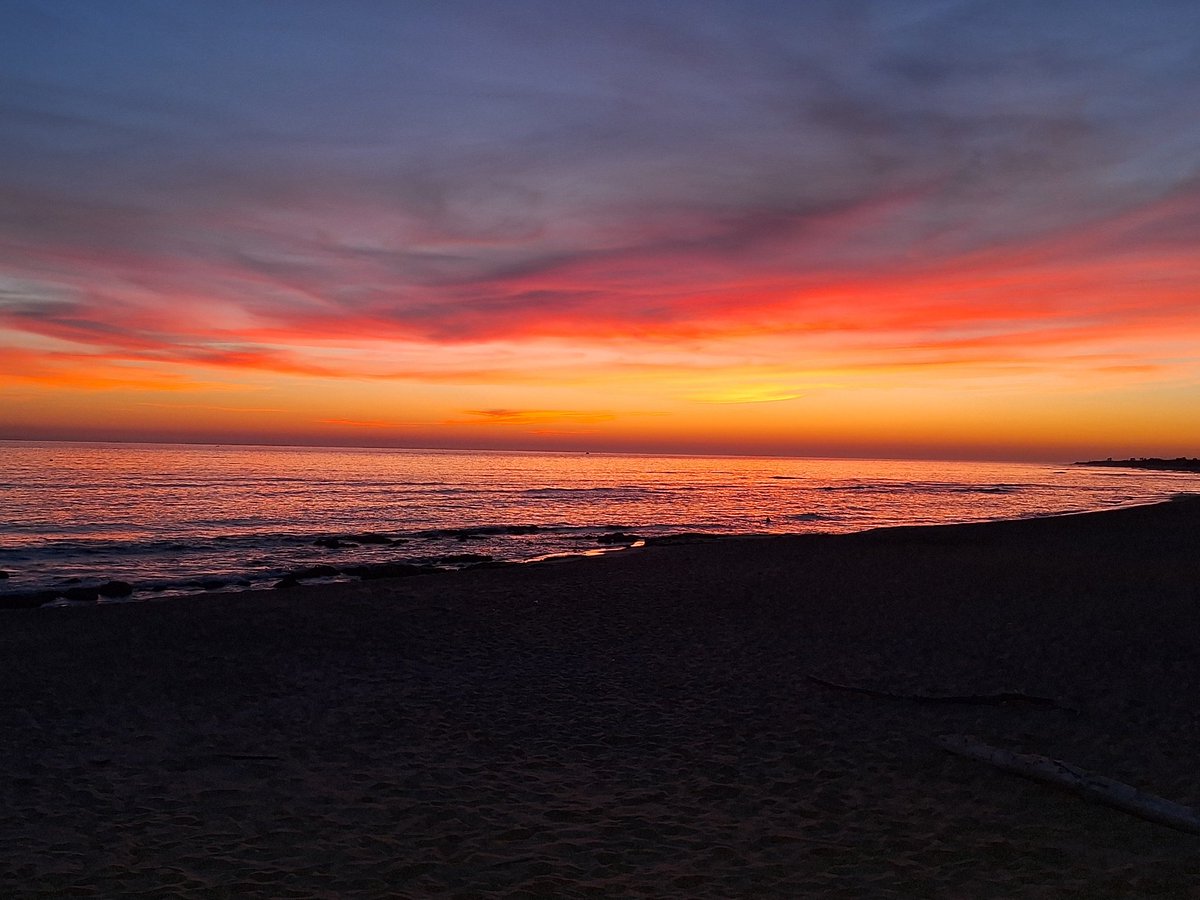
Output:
[[1076, 457, 1200, 474]]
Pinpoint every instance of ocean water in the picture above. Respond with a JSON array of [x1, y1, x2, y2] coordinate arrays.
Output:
[[2, 441, 1197, 605]]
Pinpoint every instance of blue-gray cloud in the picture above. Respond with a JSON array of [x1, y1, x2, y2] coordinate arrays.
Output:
[[1, 0, 1199, 342]]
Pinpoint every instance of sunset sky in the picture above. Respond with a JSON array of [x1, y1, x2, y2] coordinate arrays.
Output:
[[1, 0, 1198, 460]]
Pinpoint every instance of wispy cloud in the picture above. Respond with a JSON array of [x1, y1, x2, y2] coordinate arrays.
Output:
[[2, 1, 1198, 450], [317, 417, 437, 429], [455, 409, 617, 426]]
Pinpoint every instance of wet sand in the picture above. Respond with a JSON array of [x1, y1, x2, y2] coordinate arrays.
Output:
[[3, 497, 1199, 897]]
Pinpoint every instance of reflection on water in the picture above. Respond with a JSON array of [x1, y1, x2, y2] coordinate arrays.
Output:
[[1, 441, 1197, 599]]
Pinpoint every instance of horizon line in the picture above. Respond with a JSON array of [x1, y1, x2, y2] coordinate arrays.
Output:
[[0, 435, 1107, 466]]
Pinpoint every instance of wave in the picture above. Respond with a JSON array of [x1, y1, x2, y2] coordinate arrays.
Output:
[[815, 482, 1024, 495], [516, 486, 662, 498], [2, 521, 649, 559], [413, 523, 594, 539], [0, 522, 667, 607]]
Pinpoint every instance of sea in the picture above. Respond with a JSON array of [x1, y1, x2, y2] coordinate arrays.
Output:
[[2, 441, 1198, 606]]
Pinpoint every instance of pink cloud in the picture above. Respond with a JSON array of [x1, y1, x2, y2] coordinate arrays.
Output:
[[1, 183, 1197, 393]]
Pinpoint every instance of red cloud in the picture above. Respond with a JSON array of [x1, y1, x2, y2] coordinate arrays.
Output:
[[1, 185, 1197, 391]]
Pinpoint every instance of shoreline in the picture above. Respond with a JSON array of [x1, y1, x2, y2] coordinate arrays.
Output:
[[5, 494, 1196, 612], [3, 497, 1200, 895]]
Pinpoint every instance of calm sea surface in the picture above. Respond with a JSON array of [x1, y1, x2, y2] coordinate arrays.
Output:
[[2, 441, 1197, 604]]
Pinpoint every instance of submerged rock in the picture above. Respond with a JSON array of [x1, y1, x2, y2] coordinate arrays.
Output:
[[316, 533, 404, 549], [97, 580, 133, 598], [596, 532, 641, 545], [350, 532, 392, 545], [643, 533, 722, 546], [63, 586, 99, 602], [0, 570, 9, 579], [418, 524, 543, 540], [435, 554, 493, 565], [295, 564, 339, 579]]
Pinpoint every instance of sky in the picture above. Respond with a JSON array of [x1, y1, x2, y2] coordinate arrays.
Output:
[[1, 0, 1198, 460]]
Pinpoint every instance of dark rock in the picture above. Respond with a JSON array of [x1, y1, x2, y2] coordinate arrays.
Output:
[[644, 533, 722, 546], [418, 524, 543, 539], [350, 532, 392, 545], [97, 580, 134, 598], [274, 575, 300, 590], [318, 532, 399, 548], [292, 565, 340, 580], [596, 532, 641, 545], [0, 570, 9, 579], [200, 579, 228, 591], [435, 554, 493, 565], [63, 586, 99, 602]]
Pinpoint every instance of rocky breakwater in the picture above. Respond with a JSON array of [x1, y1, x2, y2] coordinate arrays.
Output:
[[0, 578, 135, 610]]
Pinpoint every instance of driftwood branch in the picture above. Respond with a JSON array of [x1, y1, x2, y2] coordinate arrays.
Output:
[[807, 675, 1072, 712], [936, 734, 1200, 835]]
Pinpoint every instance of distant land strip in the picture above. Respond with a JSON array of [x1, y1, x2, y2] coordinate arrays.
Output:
[[1076, 457, 1200, 474]]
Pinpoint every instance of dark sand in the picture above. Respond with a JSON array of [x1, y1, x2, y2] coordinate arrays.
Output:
[[3, 498, 1200, 897]]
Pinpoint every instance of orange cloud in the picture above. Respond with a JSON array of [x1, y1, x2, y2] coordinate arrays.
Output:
[[0, 347, 215, 391], [317, 417, 438, 429], [455, 409, 617, 426], [2, 179, 1198, 458]]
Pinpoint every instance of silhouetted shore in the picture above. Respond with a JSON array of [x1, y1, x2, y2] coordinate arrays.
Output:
[[1076, 456, 1200, 473], [2, 497, 1199, 896]]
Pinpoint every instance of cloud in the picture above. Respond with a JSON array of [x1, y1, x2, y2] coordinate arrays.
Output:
[[317, 417, 436, 429], [0, 346, 219, 391], [1, 0, 1199, 398], [455, 409, 617, 426], [692, 387, 808, 405]]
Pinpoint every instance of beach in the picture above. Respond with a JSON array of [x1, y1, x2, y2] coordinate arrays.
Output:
[[3, 497, 1199, 897]]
